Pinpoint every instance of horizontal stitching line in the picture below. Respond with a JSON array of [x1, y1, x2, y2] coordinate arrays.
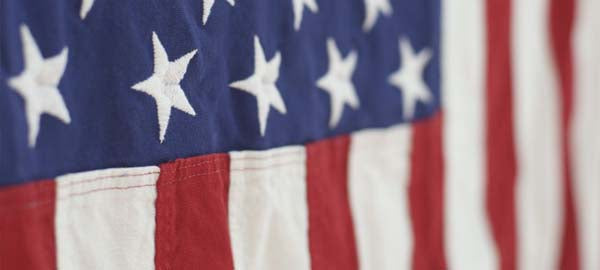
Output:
[[230, 161, 304, 172], [232, 151, 304, 161], [56, 169, 230, 202], [0, 170, 225, 212], [59, 183, 157, 199], [163, 170, 227, 182], [57, 158, 229, 187], [179, 159, 228, 169], [60, 172, 160, 188], [0, 159, 305, 212]]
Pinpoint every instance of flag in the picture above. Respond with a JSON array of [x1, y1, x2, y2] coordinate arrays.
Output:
[[0, 0, 599, 269]]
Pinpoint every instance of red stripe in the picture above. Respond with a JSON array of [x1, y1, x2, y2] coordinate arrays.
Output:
[[409, 112, 447, 270], [485, 0, 518, 269], [306, 135, 359, 270], [154, 154, 234, 269], [549, 0, 580, 268], [0, 180, 56, 270]]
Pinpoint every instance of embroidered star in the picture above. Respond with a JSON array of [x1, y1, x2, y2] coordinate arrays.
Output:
[[292, 0, 318, 30], [388, 38, 433, 119], [131, 32, 197, 143], [316, 38, 360, 128], [229, 35, 286, 136], [363, 0, 392, 32], [80, 0, 95, 19], [203, 0, 235, 25], [8, 25, 71, 147]]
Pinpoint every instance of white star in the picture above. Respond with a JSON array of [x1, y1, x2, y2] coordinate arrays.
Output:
[[132, 32, 197, 143], [363, 0, 392, 32], [229, 35, 286, 136], [388, 38, 433, 119], [203, 0, 235, 25], [8, 25, 71, 147], [80, 0, 95, 19], [316, 38, 360, 128], [292, 0, 318, 30]]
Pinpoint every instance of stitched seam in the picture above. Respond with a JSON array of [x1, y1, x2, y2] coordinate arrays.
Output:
[[230, 161, 304, 172], [58, 170, 230, 201], [61, 169, 229, 198], [179, 169, 226, 180], [0, 169, 225, 212], [60, 172, 161, 188], [29, 158, 229, 189], [178, 158, 228, 169], [232, 151, 304, 161], [59, 183, 157, 199], [0, 158, 304, 211]]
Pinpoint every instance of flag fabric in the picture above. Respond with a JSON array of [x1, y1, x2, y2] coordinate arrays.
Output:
[[0, 0, 598, 269]]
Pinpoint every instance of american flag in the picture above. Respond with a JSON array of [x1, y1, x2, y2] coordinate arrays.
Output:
[[0, 0, 598, 269]]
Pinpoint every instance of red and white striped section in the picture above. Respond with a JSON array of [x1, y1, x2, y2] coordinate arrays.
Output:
[[0, 126, 437, 270], [0, 112, 442, 270], [572, 0, 600, 269], [1, 0, 599, 268], [443, 0, 598, 268], [0, 114, 596, 270]]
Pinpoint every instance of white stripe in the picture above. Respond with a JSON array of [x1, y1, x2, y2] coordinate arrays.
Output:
[[55, 166, 159, 270], [512, 0, 564, 268], [348, 125, 413, 270], [573, 1, 600, 269], [442, 0, 498, 269], [228, 146, 310, 270]]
